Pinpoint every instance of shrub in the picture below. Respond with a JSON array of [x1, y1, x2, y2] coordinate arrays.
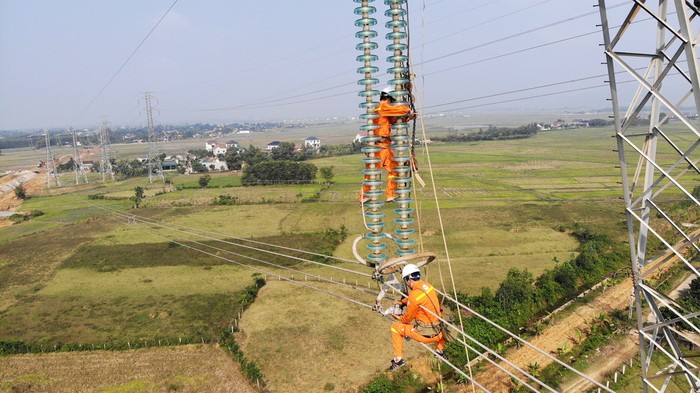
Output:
[[13, 185, 26, 199], [212, 194, 238, 205]]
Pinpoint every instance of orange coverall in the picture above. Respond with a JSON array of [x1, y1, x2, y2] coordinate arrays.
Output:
[[391, 280, 445, 359], [361, 100, 411, 200]]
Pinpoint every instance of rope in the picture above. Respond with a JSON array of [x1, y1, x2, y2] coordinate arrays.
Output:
[[405, 10, 476, 392]]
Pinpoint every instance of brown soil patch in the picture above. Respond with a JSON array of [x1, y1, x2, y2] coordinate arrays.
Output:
[[0, 170, 44, 211], [0, 344, 255, 393]]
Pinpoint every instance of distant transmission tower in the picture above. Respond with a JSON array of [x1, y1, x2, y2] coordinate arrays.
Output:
[[599, 1, 700, 391], [71, 128, 88, 185], [44, 129, 61, 188], [144, 92, 164, 183], [98, 118, 115, 181]]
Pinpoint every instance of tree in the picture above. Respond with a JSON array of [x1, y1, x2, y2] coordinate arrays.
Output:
[[241, 161, 317, 186], [188, 148, 212, 159], [240, 145, 268, 168], [132, 186, 144, 208], [224, 147, 244, 170], [14, 185, 26, 200], [199, 174, 212, 188], [319, 166, 334, 184], [191, 160, 208, 173], [270, 142, 295, 161], [57, 157, 76, 172]]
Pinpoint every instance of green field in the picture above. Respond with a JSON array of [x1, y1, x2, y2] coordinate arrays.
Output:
[[0, 124, 649, 391]]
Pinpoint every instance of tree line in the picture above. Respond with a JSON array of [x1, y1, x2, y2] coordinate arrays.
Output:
[[434, 123, 539, 142], [442, 224, 628, 368]]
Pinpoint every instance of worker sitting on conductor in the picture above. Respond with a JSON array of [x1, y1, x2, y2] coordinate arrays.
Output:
[[388, 263, 446, 371]]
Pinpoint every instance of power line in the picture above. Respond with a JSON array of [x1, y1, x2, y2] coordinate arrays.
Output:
[[162, 4, 618, 114], [75, 0, 180, 122], [93, 200, 612, 391]]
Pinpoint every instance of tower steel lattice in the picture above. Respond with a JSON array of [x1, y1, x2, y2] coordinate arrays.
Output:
[[71, 128, 89, 185], [44, 129, 61, 188], [144, 92, 164, 184], [98, 118, 115, 182], [599, 1, 700, 391]]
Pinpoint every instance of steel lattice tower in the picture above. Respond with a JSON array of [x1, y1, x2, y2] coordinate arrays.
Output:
[[144, 92, 164, 184], [44, 129, 61, 188], [71, 128, 89, 185], [98, 118, 115, 182], [599, 1, 700, 391]]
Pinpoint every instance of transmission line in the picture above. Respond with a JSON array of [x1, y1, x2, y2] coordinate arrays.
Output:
[[74, 0, 180, 122], [89, 199, 613, 391]]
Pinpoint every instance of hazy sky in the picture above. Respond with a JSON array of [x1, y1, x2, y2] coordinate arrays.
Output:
[[0, 1, 628, 130]]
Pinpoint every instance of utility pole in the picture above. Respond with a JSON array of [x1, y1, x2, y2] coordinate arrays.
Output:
[[98, 118, 115, 181], [44, 129, 61, 188], [144, 92, 164, 183], [599, 1, 700, 391], [71, 128, 88, 185]]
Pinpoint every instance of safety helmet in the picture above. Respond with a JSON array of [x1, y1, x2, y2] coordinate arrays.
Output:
[[401, 264, 421, 281], [380, 86, 393, 101]]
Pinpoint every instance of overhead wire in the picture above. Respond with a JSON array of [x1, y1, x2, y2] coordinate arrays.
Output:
[[94, 203, 373, 277], [75, 0, 180, 122], [436, 289, 616, 392], [429, 78, 637, 114], [169, 4, 620, 114], [88, 199, 570, 392], [99, 203, 615, 391], [423, 0, 556, 45], [53, 1, 642, 388], [95, 203, 383, 303]]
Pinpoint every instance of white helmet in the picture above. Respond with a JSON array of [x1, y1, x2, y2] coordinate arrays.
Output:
[[380, 86, 393, 100], [401, 263, 421, 280]]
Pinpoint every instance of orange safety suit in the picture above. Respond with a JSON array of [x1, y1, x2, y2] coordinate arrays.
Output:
[[391, 280, 445, 359], [360, 100, 412, 201]]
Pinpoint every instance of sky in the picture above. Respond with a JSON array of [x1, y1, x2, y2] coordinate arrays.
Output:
[[0, 0, 637, 130]]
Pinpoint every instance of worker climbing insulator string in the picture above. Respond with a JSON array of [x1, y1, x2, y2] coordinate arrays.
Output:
[[384, 0, 416, 256], [355, 0, 389, 266]]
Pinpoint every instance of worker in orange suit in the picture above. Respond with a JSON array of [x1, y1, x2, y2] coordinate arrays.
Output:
[[360, 88, 415, 204], [388, 263, 446, 371]]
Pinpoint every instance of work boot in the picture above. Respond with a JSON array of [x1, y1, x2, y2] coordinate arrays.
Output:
[[387, 358, 406, 371]]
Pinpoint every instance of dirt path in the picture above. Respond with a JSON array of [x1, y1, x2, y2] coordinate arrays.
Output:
[[558, 333, 638, 392], [465, 231, 700, 392], [469, 279, 633, 392]]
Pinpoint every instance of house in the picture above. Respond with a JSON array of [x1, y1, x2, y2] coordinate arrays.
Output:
[[162, 159, 179, 171], [304, 136, 321, 149], [205, 140, 230, 156], [200, 158, 228, 171], [354, 132, 368, 143], [226, 140, 240, 150], [266, 141, 281, 151], [205, 140, 218, 152], [213, 145, 228, 156], [81, 161, 94, 172]]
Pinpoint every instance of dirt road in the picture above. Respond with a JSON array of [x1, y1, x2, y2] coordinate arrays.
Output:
[[470, 279, 633, 392], [467, 231, 700, 392]]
